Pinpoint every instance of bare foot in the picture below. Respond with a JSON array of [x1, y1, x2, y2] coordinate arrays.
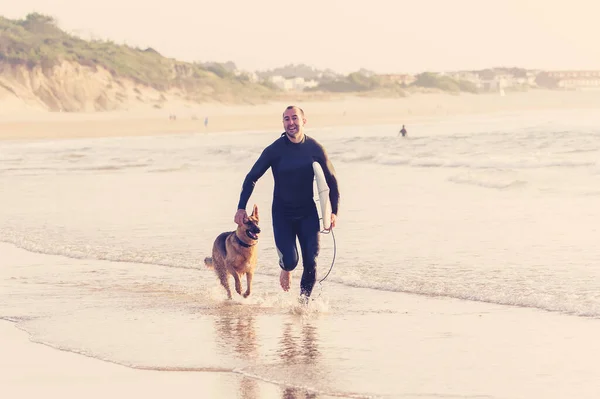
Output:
[[280, 270, 291, 291]]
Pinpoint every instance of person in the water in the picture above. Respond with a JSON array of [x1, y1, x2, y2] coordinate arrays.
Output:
[[399, 125, 407, 137]]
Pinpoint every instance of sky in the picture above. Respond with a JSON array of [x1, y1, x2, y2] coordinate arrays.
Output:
[[3, 0, 600, 74]]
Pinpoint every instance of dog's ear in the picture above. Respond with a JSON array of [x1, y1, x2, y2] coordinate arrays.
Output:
[[251, 204, 259, 221]]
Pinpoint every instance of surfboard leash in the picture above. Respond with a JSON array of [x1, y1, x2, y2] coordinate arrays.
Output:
[[318, 226, 336, 284]]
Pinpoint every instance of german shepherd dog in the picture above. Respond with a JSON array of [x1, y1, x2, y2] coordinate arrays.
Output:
[[204, 204, 261, 299]]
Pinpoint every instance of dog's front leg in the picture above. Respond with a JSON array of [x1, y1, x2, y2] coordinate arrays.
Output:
[[232, 271, 243, 295], [243, 272, 253, 298]]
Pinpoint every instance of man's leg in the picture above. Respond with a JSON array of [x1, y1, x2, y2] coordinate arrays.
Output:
[[297, 209, 321, 297], [272, 210, 299, 291]]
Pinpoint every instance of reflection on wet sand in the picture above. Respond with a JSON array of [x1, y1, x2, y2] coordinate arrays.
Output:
[[277, 321, 324, 399], [239, 375, 260, 399], [282, 387, 318, 399], [213, 311, 260, 399], [278, 321, 320, 365], [214, 312, 259, 361], [213, 308, 330, 399]]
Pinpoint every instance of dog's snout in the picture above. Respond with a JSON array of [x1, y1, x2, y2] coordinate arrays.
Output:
[[254, 226, 261, 234]]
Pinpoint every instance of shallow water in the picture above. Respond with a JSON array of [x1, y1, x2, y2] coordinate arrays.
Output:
[[2, 108, 600, 398]]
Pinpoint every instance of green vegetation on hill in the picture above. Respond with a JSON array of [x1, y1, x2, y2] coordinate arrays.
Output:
[[0, 12, 489, 109], [0, 13, 275, 100], [412, 72, 478, 93], [308, 72, 407, 94], [309, 71, 479, 94]]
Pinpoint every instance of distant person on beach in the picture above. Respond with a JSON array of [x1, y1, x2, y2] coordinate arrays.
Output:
[[234, 105, 340, 302], [204, 117, 209, 128], [398, 125, 407, 137]]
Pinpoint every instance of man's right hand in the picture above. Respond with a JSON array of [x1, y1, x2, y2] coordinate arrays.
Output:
[[234, 209, 248, 226]]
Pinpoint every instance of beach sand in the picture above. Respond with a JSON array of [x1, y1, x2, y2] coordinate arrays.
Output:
[[1, 89, 599, 141]]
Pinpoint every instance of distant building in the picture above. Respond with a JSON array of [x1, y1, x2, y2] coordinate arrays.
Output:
[[268, 75, 318, 91], [525, 71, 539, 86], [537, 71, 600, 90], [480, 74, 513, 91], [269, 75, 292, 90], [444, 69, 540, 91]]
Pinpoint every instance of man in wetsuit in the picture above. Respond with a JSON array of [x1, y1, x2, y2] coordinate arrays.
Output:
[[234, 106, 340, 299]]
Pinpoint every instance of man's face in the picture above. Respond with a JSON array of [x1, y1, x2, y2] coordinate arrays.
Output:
[[282, 108, 306, 138]]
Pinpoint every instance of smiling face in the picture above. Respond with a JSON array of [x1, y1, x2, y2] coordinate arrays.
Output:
[[282, 106, 306, 142], [242, 204, 261, 240]]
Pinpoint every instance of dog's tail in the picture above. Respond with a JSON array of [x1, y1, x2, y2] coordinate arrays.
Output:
[[204, 257, 214, 269]]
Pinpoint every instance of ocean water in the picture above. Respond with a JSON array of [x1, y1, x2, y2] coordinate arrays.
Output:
[[2, 108, 600, 398]]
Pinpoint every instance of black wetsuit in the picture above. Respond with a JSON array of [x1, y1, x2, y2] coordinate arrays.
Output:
[[237, 133, 340, 297]]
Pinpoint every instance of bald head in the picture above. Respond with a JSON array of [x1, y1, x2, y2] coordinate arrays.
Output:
[[283, 105, 304, 118], [282, 105, 307, 143]]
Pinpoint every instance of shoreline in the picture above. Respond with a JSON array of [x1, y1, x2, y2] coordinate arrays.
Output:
[[0, 318, 336, 399], [1, 89, 599, 141]]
